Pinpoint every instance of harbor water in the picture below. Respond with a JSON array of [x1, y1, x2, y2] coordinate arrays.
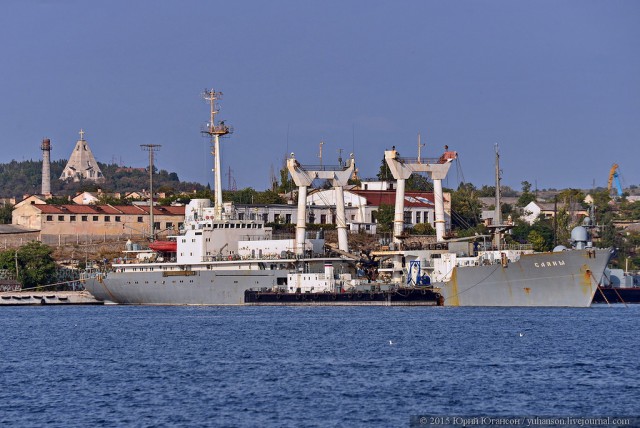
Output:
[[0, 305, 638, 427]]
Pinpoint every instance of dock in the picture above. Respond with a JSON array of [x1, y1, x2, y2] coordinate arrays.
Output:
[[244, 288, 443, 306], [0, 291, 103, 306]]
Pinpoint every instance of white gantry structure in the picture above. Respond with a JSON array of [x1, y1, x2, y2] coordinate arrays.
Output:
[[287, 153, 356, 255], [384, 147, 457, 243]]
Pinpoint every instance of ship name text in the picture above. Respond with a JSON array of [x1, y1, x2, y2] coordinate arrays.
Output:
[[534, 260, 566, 268]]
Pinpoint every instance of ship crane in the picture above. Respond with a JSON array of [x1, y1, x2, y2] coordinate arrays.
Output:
[[286, 153, 356, 255], [384, 145, 457, 285], [607, 164, 624, 198]]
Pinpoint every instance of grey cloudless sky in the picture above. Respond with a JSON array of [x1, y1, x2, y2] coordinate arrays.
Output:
[[1, 0, 638, 192]]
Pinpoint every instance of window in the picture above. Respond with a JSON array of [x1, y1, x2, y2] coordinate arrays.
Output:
[[274, 214, 280, 223], [46, 215, 53, 221], [70, 215, 76, 222], [81, 216, 88, 222], [58, 215, 64, 221], [415, 212, 421, 224], [238, 213, 244, 220], [320, 214, 327, 224], [115, 216, 121, 222], [93, 216, 99, 221], [165, 222, 173, 230], [105, 216, 110, 222], [138, 216, 143, 223], [286, 214, 291, 223], [154, 222, 160, 229]]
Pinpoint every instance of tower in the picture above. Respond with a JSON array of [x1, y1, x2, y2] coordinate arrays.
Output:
[[201, 89, 232, 220], [41, 138, 52, 197], [60, 129, 104, 182]]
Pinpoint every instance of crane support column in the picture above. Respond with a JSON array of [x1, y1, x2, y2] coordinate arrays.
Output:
[[393, 178, 406, 244], [295, 185, 308, 256], [433, 178, 445, 241], [334, 185, 348, 252]]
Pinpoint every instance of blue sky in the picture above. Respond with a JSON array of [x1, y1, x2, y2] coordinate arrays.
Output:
[[1, 1, 638, 192]]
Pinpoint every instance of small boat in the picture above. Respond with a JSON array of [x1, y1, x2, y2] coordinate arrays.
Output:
[[148, 240, 177, 253]]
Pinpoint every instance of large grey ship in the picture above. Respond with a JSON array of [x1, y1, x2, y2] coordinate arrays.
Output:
[[83, 90, 612, 306]]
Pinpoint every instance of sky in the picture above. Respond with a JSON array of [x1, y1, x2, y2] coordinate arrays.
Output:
[[1, 0, 638, 193]]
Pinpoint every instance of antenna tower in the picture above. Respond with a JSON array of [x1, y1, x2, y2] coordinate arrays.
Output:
[[141, 144, 161, 240], [201, 88, 232, 220]]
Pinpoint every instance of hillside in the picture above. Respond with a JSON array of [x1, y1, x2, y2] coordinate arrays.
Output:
[[0, 159, 206, 198]]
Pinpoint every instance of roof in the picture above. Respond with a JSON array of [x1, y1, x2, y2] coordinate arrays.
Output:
[[351, 190, 440, 207], [30, 204, 185, 216], [0, 224, 39, 234]]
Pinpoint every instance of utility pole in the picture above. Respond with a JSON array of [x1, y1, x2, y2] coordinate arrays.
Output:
[[141, 144, 161, 240], [417, 132, 425, 163], [318, 141, 324, 167]]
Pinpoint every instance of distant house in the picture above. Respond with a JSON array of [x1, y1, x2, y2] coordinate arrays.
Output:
[[72, 190, 122, 205], [522, 201, 588, 225], [14, 195, 48, 209], [72, 192, 100, 205]]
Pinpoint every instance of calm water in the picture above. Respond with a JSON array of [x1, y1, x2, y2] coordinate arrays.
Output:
[[0, 305, 638, 427]]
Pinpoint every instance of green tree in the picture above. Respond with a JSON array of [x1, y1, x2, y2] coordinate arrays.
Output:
[[254, 190, 285, 205], [406, 174, 433, 192], [376, 157, 392, 181], [0, 203, 13, 224], [372, 203, 394, 233], [527, 230, 547, 252], [410, 222, 436, 235], [477, 185, 496, 197], [45, 196, 72, 205], [0, 242, 57, 289], [450, 183, 481, 230], [276, 162, 295, 194], [516, 181, 536, 207]]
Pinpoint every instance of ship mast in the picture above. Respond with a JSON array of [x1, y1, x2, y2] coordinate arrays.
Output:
[[202, 89, 232, 220], [494, 143, 502, 250]]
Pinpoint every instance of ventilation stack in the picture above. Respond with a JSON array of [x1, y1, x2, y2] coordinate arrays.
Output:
[[41, 138, 52, 197]]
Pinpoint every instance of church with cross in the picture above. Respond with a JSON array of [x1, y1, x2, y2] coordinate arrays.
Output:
[[60, 129, 104, 182]]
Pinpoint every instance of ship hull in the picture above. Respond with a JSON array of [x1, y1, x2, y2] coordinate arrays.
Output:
[[84, 269, 289, 305], [438, 248, 612, 307]]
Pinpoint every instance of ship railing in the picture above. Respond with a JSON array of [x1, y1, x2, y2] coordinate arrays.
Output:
[[396, 156, 443, 165], [297, 164, 352, 171], [478, 243, 533, 252]]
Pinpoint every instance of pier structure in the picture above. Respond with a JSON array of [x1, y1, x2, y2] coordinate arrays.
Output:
[[202, 89, 233, 221], [384, 147, 457, 283], [286, 153, 356, 255]]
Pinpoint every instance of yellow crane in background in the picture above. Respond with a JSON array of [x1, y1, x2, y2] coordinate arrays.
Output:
[[607, 164, 623, 197]]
